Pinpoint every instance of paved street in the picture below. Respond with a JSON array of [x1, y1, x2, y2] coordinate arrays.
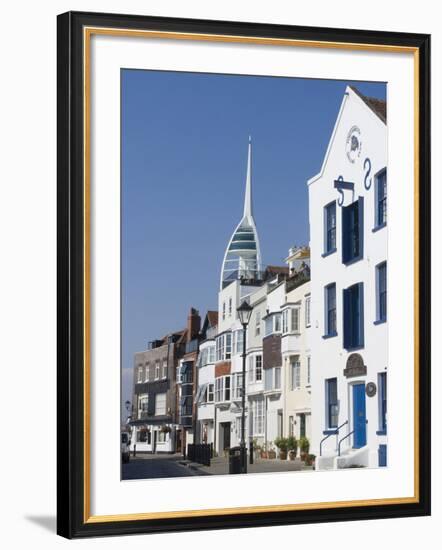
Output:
[[122, 453, 313, 480], [122, 454, 199, 480]]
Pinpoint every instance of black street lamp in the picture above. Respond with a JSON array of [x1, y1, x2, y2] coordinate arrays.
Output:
[[237, 300, 253, 473]]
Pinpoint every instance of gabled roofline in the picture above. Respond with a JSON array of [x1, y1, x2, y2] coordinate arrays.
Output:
[[307, 85, 386, 187], [307, 89, 350, 187]]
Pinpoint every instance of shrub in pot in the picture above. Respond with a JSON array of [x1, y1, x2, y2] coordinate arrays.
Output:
[[260, 442, 268, 459], [299, 436, 310, 461], [287, 436, 298, 460], [305, 453, 316, 466], [274, 437, 289, 460], [267, 442, 276, 459]]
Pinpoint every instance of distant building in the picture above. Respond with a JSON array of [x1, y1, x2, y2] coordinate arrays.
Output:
[[194, 311, 218, 446], [175, 308, 201, 454], [129, 307, 201, 454], [308, 86, 387, 469], [130, 330, 186, 453]]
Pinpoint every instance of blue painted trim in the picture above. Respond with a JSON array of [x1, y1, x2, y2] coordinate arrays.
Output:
[[374, 318, 386, 326], [322, 247, 337, 258], [322, 429, 337, 435], [322, 332, 338, 340], [343, 254, 363, 267], [343, 344, 365, 352], [372, 222, 386, 233], [376, 429, 387, 436]]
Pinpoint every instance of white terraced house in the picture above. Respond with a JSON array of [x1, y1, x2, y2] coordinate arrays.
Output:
[[308, 85, 387, 470]]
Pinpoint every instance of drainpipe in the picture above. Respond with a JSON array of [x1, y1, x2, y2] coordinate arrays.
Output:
[[214, 405, 217, 454], [264, 394, 268, 449]]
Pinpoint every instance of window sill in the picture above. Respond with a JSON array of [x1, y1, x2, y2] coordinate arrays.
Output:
[[344, 344, 365, 352], [322, 248, 337, 258], [322, 332, 338, 340], [343, 255, 363, 267], [374, 318, 387, 325], [376, 429, 387, 436], [372, 222, 386, 233]]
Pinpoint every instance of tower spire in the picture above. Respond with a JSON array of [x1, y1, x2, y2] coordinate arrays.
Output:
[[243, 136, 252, 219], [219, 136, 261, 289]]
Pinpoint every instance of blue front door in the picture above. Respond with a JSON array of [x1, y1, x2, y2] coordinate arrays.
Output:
[[352, 383, 367, 448]]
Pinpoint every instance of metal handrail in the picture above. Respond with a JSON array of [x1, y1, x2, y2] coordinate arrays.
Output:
[[320, 420, 348, 456], [338, 430, 355, 456]]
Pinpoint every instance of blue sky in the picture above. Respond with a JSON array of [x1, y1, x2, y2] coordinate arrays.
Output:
[[121, 69, 386, 413]]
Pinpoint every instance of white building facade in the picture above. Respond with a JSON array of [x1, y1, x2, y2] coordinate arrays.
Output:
[[308, 86, 387, 470]]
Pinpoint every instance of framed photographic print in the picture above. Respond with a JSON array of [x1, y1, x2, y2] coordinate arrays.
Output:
[[57, 11, 431, 538]]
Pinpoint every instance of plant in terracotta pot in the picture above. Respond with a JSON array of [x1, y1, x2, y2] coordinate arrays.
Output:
[[260, 442, 268, 459], [299, 436, 310, 461], [287, 436, 298, 460], [267, 442, 276, 460], [274, 437, 289, 460], [305, 453, 316, 467]]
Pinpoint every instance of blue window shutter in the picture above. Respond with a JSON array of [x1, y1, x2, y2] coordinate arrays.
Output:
[[358, 196, 364, 260], [358, 282, 364, 347], [342, 205, 349, 263], [343, 288, 349, 349]]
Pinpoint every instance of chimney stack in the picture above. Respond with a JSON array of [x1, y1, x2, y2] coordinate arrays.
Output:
[[187, 307, 201, 341]]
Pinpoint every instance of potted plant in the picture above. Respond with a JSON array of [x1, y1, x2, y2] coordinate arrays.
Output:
[[160, 425, 171, 434], [260, 442, 268, 459], [252, 438, 261, 460], [287, 436, 298, 460], [267, 442, 276, 460], [305, 453, 316, 467], [274, 437, 289, 460], [299, 436, 310, 461]]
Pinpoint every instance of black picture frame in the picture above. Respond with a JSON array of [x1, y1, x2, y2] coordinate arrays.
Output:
[[57, 10, 431, 539]]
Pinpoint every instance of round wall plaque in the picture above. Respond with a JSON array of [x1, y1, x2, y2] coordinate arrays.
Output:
[[366, 382, 377, 397]]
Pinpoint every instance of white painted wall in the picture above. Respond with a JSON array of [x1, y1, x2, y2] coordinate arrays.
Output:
[[309, 87, 387, 467], [282, 281, 312, 442]]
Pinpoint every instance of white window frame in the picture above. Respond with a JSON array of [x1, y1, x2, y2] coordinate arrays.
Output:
[[138, 394, 149, 416], [235, 329, 244, 355], [232, 373, 244, 399], [307, 356, 311, 385], [255, 354, 262, 381], [215, 375, 231, 402], [137, 366, 143, 383], [144, 363, 150, 382], [154, 392, 167, 416], [305, 295, 311, 327], [255, 310, 261, 336], [253, 398, 264, 435], [275, 366, 282, 389], [176, 366, 182, 383], [154, 361, 160, 380], [207, 383, 214, 403], [162, 359, 167, 379], [216, 333, 232, 361], [291, 359, 301, 390]]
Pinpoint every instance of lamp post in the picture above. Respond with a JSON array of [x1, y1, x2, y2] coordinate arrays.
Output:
[[237, 300, 253, 473]]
